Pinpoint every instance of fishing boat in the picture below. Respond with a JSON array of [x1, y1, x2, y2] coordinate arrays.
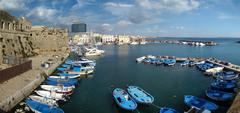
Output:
[[204, 67, 224, 75], [113, 88, 137, 111], [57, 73, 81, 78], [65, 67, 94, 75], [47, 77, 78, 86], [210, 80, 236, 91], [214, 71, 239, 80], [184, 95, 218, 111], [181, 60, 189, 66], [61, 64, 71, 68], [57, 67, 67, 72], [130, 41, 138, 45], [25, 99, 64, 113], [29, 95, 58, 106], [35, 90, 66, 101], [163, 59, 176, 66], [159, 107, 178, 113], [46, 80, 75, 87], [136, 56, 146, 63], [40, 85, 74, 95], [127, 86, 154, 104], [205, 89, 233, 101]]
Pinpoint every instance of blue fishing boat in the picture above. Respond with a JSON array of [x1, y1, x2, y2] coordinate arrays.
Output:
[[47, 77, 78, 85], [159, 108, 178, 113], [127, 86, 154, 104], [45, 80, 75, 87], [61, 64, 71, 68], [113, 88, 137, 111], [205, 89, 233, 101], [214, 71, 239, 80], [25, 99, 64, 113], [57, 67, 67, 72], [181, 60, 189, 66], [184, 95, 218, 111], [163, 59, 176, 66], [211, 80, 236, 91]]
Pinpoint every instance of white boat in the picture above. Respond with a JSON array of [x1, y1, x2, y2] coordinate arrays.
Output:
[[50, 74, 81, 79], [82, 46, 104, 57], [29, 95, 58, 106], [205, 67, 224, 75], [40, 85, 74, 95], [140, 41, 147, 45], [35, 90, 66, 101], [66, 69, 94, 75], [130, 42, 138, 45], [136, 56, 146, 63], [195, 61, 205, 65]]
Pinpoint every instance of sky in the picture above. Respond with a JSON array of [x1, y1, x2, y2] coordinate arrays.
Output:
[[0, 0, 240, 37]]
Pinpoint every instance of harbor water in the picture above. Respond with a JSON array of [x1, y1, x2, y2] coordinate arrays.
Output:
[[62, 38, 240, 113]]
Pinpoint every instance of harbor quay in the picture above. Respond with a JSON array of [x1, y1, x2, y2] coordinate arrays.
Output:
[[0, 53, 69, 112]]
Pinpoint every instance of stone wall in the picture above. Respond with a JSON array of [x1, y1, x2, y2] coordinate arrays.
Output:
[[30, 26, 69, 54]]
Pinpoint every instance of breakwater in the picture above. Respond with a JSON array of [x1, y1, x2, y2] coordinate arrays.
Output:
[[147, 39, 218, 46]]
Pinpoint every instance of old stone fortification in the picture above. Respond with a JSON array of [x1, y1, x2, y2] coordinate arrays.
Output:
[[0, 10, 69, 66]]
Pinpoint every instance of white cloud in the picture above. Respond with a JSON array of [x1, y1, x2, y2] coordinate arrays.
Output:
[[117, 20, 133, 27], [135, 0, 200, 13], [171, 26, 185, 30], [26, 6, 58, 22], [71, 0, 95, 10], [217, 13, 236, 20], [104, 2, 134, 16], [0, 0, 31, 11], [100, 23, 112, 33]]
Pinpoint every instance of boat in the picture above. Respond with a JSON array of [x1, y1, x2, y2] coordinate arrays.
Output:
[[159, 107, 178, 113], [82, 46, 104, 57], [47, 77, 78, 86], [29, 95, 58, 106], [40, 85, 74, 95], [65, 67, 94, 75], [57, 73, 81, 78], [113, 88, 137, 111], [61, 64, 71, 68], [184, 95, 218, 111], [46, 80, 75, 87], [140, 41, 147, 45], [181, 60, 189, 66], [127, 86, 154, 104], [136, 56, 146, 63], [214, 71, 239, 80], [163, 59, 176, 66], [204, 67, 224, 75], [130, 41, 138, 45], [57, 67, 67, 72], [35, 90, 66, 101], [210, 80, 236, 91], [25, 99, 64, 113], [205, 89, 233, 101]]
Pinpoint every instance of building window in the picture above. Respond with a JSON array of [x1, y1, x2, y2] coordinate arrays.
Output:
[[8, 23, 10, 30], [1, 21, 4, 29]]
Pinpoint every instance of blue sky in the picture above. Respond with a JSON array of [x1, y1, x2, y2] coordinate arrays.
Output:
[[1, 0, 240, 37]]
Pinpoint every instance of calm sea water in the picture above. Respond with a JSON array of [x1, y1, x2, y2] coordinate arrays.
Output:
[[62, 38, 240, 113]]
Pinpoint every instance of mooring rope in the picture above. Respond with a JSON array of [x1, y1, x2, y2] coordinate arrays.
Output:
[[151, 103, 161, 109]]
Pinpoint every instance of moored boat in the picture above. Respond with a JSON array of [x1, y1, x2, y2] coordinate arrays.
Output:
[[205, 89, 233, 101], [57, 73, 81, 78], [184, 95, 218, 111], [205, 67, 224, 75], [40, 85, 74, 95], [181, 60, 189, 66], [47, 77, 78, 86], [214, 71, 239, 80], [25, 99, 64, 113], [136, 56, 146, 63], [159, 107, 178, 113], [29, 95, 58, 106], [127, 86, 154, 104], [35, 90, 66, 101], [210, 80, 236, 91], [113, 88, 137, 111], [163, 59, 176, 66]]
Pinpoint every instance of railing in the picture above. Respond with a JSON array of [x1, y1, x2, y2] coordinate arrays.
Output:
[[0, 60, 32, 83]]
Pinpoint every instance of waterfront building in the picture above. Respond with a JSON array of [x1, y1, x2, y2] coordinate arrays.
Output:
[[71, 22, 87, 33], [116, 35, 130, 44], [72, 33, 94, 45], [101, 34, 115, 44]]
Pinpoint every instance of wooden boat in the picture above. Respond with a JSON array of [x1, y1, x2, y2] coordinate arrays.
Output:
[[181, 60, 189, 66], [57, 73, 81, 78], [184, 95, 218, 111], [159, 107, 178, 113], [25, 99, 64, 113], [136, 56, 146, 63], [205, 89, 233, 101], [113, 88, 137, 111], [29, 95, 58, 106], [211, 80, 236, 91], [40, 85, 74, 95], [45, 80, 75, 87], [214, 71, 239, 80], [35, 90, 66, 101], [47, 77, 78, 86], [66, 67, 94, 75], [127, 86, 154, 104]]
